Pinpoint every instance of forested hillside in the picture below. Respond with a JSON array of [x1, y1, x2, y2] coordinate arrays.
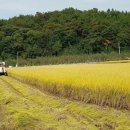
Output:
[[0, 8, 130, 60]]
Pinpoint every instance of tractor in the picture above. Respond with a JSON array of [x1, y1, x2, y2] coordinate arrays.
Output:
[[0, 62, 8, 76]]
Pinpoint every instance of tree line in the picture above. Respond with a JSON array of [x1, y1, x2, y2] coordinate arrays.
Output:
[[0, 8, 130, 60]]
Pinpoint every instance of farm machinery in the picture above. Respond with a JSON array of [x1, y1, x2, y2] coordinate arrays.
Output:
[[0, 62, 8, 76]]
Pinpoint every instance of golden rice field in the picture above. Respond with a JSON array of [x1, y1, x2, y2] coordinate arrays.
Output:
[[102, 60, 130, 64], [7, 63, 130, 109]]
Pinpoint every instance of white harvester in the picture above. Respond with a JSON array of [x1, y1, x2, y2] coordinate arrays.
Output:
[[0, 62, 8, 76]]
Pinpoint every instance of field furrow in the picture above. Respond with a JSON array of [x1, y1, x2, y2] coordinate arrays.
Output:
[[0, 76, 130, 130]]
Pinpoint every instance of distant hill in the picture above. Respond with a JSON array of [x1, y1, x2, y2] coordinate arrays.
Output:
[[0, 8, 130, 60]]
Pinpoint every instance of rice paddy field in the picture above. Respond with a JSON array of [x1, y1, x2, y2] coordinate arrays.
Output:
[[7, 63, 130, 109], [1, 62, 130, 129], [103, 60, 130, 64]]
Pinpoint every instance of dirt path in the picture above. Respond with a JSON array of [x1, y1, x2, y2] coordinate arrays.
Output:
[[0, 76, 130, 130]]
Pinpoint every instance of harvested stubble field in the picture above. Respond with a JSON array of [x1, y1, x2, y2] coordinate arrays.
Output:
[[0, 76, 130, 130], [1, 63, 130, 130]]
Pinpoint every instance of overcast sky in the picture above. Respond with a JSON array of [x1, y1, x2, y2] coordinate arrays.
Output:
[[0, 0, 130, 19]]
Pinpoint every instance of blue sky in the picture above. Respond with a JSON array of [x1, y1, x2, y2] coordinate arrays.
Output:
[[0, 0, 130, 19]]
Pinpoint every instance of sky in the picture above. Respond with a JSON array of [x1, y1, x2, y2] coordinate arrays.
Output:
[[0, 0, 130, 19]]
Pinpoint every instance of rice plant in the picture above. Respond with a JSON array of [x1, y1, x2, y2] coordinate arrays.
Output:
[[7, 63, 130, 109]]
